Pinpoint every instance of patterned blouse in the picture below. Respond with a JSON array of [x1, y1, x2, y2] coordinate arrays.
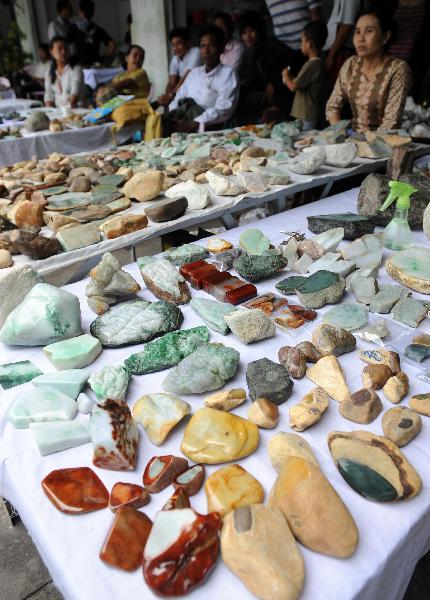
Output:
[[326, 55, 412, 132]]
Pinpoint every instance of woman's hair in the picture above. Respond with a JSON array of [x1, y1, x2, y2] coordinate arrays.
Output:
[[357, 4, 398, 46], [123, 44, 145, 69], [48, 36, 77, 84], [239, 11, 266, 42]]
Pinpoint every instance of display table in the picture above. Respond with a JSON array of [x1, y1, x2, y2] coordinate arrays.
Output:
[[0, 122, 139, 167], [1, 188, 430, 600]]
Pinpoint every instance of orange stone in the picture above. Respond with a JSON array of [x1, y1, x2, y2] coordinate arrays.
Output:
[[162, 488, 191, 510], [14, 201, 45, 228], [100, 506, 153, 571], [42, 467, 109, 514], [109, 482, 150, 512]]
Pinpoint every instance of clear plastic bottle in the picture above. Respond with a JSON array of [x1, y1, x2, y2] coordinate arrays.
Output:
[[379, 181, 418, 251]]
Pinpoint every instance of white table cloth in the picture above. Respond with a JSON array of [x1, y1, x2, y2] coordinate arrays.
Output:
[[1, 188, 430, 600], [83, 68, 123, 90], [0, 122, 139, 167]]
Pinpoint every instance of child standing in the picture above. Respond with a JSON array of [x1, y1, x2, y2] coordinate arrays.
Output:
[[282, 21, 328, 130]]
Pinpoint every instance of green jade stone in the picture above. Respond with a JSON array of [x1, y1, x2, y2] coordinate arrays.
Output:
[[295, 270, 345, 309], [43, 185, 68, 196], [97, 174, 125, 187], [8, 386, 77, 429], [125, 326, 210, 375], [0, 283, 82, 347], [189, 298, 236, 334], [276, 276, 306, 295], [239, 229, 271, 255], [163, 343, 240, 394], [233, 254, 288, 282], [90, 190, 123, 205], [90, 300, 182, 348], [337, 458, 398, 502], [387, 246, 430, 293], [164, 243, 209, 266], [32, 369, 90, 400], [88, 365, 130, 401], [323, 303, 368, 331], [392, 297, 427, 328], [0, 361, 42, 390], [47, 192, 93, 209], [405, 344, 430, 362], [43, 334, 102, 370], [92, 184, 118, 195], [30, 420, 91, 456]]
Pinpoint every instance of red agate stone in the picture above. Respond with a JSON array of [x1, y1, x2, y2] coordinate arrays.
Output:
[[109, 482, 150, 511], [42, 467, 109, 514], [100, 506, 152, 571], [162, 488, 191, 511], [143, 508, 221, 596], [179, 259, 209, 277], [173, 464, 205, 496], [143, 455, 188, 493], [225, 283, 257, 305]]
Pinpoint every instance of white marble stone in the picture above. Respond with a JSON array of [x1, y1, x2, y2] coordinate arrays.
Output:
[[8, 386, 77, 429], [30, 420, 91, 456]]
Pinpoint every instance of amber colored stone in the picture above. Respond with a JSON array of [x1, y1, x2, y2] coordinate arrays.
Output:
[[143, 455, 188, 493], [42, 467, 109, 514], [174, 464, 205, 496], [162, 488, 191, 510], [143, 509, 221, 596], [109, 482, 150, 512], [100, 506, 152, 571], [225, 284, 258, 305], [202, 270, 232, 290], [188, 265, 219, 289], [179, 259, 209, 277]]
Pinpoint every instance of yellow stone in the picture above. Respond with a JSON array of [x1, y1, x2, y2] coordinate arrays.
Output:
[[269, 457, 359, 558], [132, 392, 191, 446], [306, 355, 350, 402], [205, 464, 264, 517], [221, 505, 304, 600], [268, 431, 319, 470], [180, 407, 259, 464], [204, 388, 246, 411], [289, 387, 329, 431]]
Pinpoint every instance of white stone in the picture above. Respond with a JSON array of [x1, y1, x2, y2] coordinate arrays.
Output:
[[32, 369, 90, 399], [236, 171, 268, 193], [312, 227, 344, 252], [307, 252, 341, 274], [8, 386, 77, 429], [324, 142, 357, 167], [289, 147, 325, 174], [165, 180, 209, 209], [206, 170, 245, 196], [144, 509, 197, 559], [294, 253, 313, 274], [30, 420, 91, 456], [0, 249, 12, 268], [77, 392, 95, 414]]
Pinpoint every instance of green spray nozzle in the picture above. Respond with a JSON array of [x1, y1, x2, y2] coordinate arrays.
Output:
[[379, 180, 418, 212]]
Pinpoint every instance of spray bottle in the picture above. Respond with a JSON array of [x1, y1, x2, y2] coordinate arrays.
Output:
[[379, 180, 418, 250]]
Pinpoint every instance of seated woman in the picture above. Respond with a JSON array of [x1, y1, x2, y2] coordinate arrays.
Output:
[[326, 7, 412, 132], [111, 45, 150, 98], [236, 11, 296, 125], [44, 36, 84, 107]]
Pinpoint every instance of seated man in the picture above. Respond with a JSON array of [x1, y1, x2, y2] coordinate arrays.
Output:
[[157, 27, 202, 106], [164, 25, 238, 133]]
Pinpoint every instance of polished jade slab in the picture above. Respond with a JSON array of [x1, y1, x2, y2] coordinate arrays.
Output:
[[0, 361, 42, 390], [43, 334, 102, 370], [323, 303, 368, 331], [338, 458, 397, 502], [388, 247, 430, 281], [32, 369, 90, 400], [30, 420, 91, 456], [8, 386, 77, 429]]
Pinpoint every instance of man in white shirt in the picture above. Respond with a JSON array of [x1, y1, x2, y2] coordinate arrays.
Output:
[[48, 0, 73, 41], [166, 26, 238, 133], [157, 28, 202, 106]]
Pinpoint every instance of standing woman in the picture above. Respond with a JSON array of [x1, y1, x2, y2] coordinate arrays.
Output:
[[326, 7, 412, 132], [44, 36, 84, 107]]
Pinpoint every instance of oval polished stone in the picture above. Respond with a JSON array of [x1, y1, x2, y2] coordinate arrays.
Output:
[[205, 464, 264, 517], [180, 407, 259, 464], [338, 459, 398, 502], [42, 467, 109, 514]]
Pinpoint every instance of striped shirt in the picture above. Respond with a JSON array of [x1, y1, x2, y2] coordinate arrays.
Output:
[[388, 1, 425, 62], [265, 0, 321, 49]]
